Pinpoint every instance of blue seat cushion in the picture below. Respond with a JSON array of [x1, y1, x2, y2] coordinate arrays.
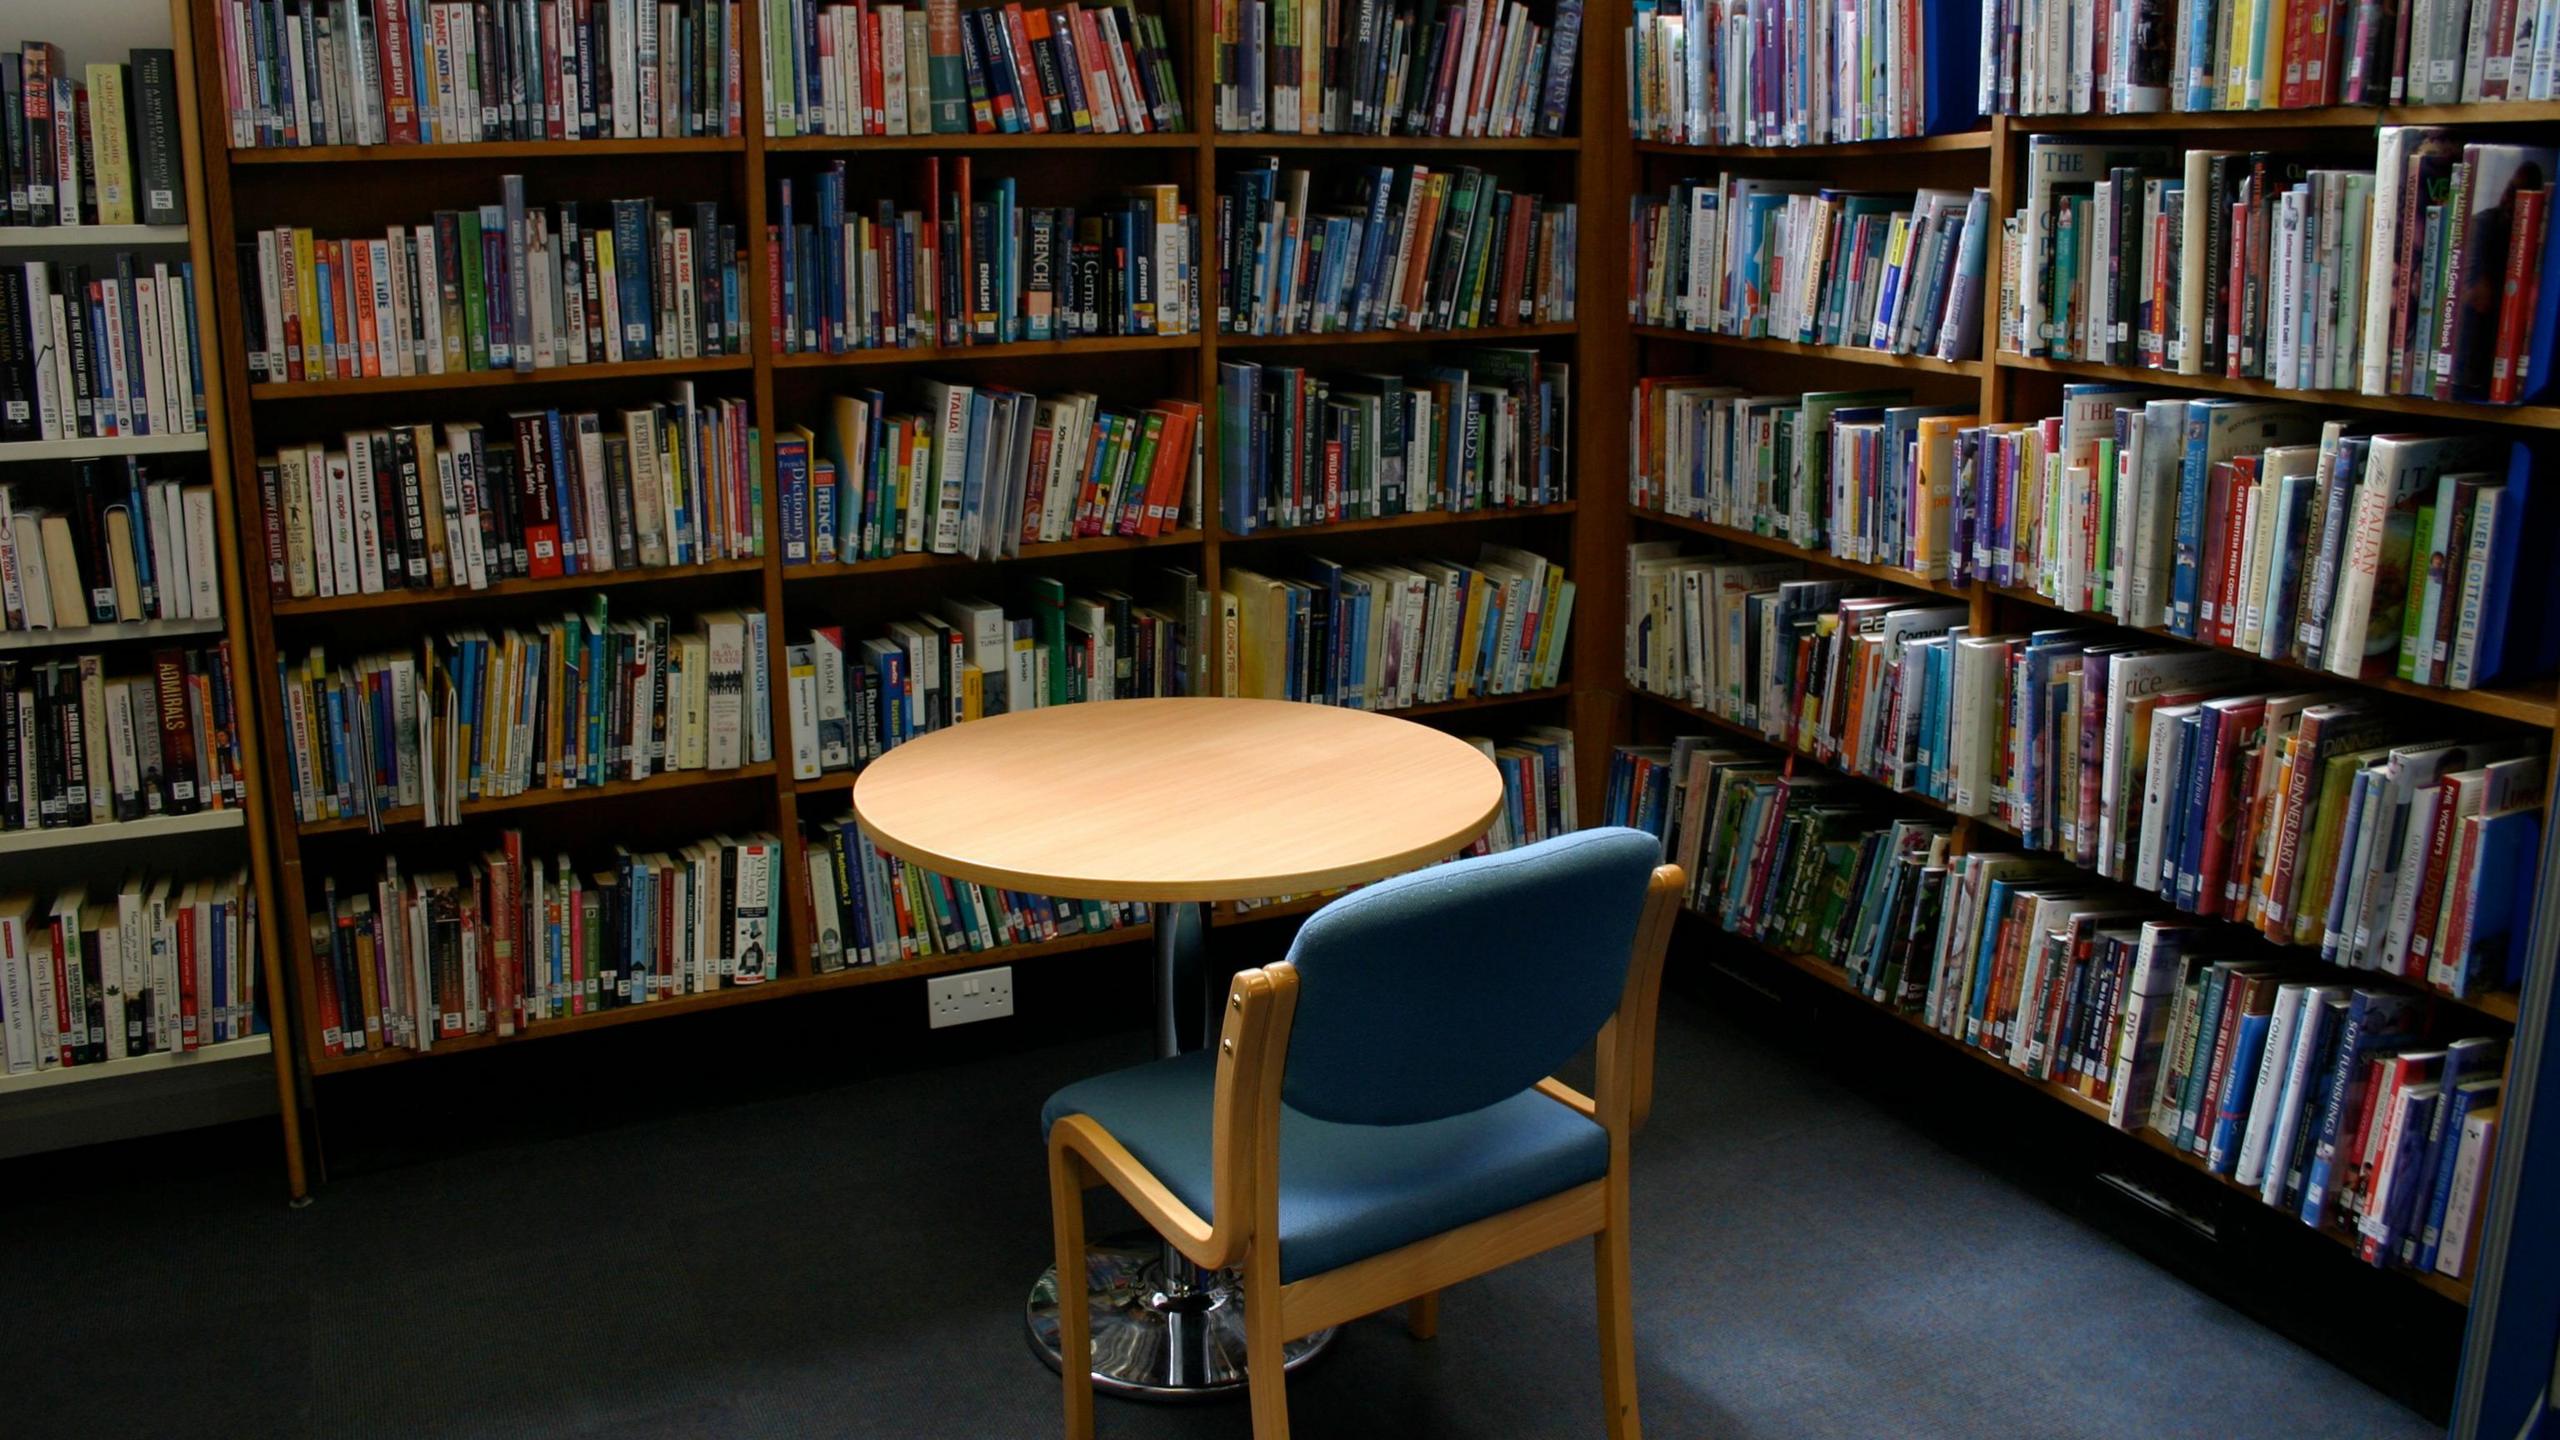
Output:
[[1044, 1051, 1608, 1284]]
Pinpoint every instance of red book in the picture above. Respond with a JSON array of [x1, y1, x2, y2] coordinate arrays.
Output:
[[863, 4, 889, 133], [1001, 6, 1049, 132], [657, 861, 678, 992], [501, 831, 527, 1033], [1139, 399, 1201, 535], [2490, 188, 2546, 403], [2195, 698, 2266, 916], [178, 899, 201, 1051], [2278, 0, 2320, 107], [2404, 774, 2469, 975], [2220, 457, 2259, 647], [377, 0, 422, 143], [2227, 198, 2250, 378], [2335, 1054, 2392, 1226], [307, 916, 342, 1057], [509, 411, 565, 577]]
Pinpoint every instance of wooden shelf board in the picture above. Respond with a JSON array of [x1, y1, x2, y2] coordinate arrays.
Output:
[[0, 616, 226, 652], [1219, 321, 1580, 349], [1633, 130, 1992, 158], [1218, 133, 1579, 151], [0, 223, 192, 248], [230, 137, 745, 164], [1737, 933, 2473, 1304], [0, 433, 209, 462], [2000, 102, 2560, 131], [1632, 325, 1986, 375], [1632, 508, 1975, 600], [0, 1034, 274, 1096], [768, 131, 1194, 151], [295, 762, 777, 836], [0, 807, 247, 856], [249, 353, 752, 400], [1998, 352, 2560, 427], [784, 530, 1205, 581], [270, 557, 767, 618], [1217, 501, 1578, 543], [1983, 585, 2560, 728], [771, 335, 1198, 369]]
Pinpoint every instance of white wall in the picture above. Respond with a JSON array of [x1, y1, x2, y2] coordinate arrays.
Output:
[[16, 0, 179, 71]]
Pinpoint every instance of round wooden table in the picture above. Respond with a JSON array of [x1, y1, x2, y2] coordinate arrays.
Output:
[[852, 697, 1503, 1400]]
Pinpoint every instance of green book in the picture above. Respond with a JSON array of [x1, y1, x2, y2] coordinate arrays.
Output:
[[457, 209, 489, 372]]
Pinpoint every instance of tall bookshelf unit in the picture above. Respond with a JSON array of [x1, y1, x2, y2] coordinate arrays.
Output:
[[1620, 99, 2560, 1330], [1, 0, 305, 1195], [185, 0, 1624, 1179]]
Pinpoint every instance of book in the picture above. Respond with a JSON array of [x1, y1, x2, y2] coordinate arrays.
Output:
[[1217, 0, 1580, 136], [1634, 0, 1983, 142], [0, 869, 260, 1073]]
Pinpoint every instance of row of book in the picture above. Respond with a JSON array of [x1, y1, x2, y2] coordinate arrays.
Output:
[[1624, 0, 1980, 147], [2, 256, 209, 444], [2, 43, 185, 228], [1984, 0, 2560, 113], [1616, 739, 2503, 1279], [3, 643, 246, 830], [1211, 0, 1584, 137], [214, 0, 745, 147], [274, 602, 773, 829], [1221, 542, 1573, 706], [1620, 561, 2544, 997], [1966, 401, 2552, 693], [787, 574, 1201, 777], [2006, 133, 2560, 407], [1629, 178, 1991, 361], [1215, 159, 1579, 336], [764, 0, 1186, 136], [778, 385, 1199, 568], [773, 161, 1192, 352], [253, 390, 762, 603], [806, 812, 1148, 969], [306, 831, 783, 1056], [1624, 379, 2560, 692], [3, 467, 224, 633], [1216, 353, 1573, 534], [0, 874, 262, 1076], [238, 184, 745, 388]]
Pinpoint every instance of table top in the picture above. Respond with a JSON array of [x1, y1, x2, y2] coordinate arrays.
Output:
[[849, 698, 1506, 902]]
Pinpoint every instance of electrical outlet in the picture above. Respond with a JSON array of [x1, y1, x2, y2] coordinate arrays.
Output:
[[926, 967, 1015, 1029]]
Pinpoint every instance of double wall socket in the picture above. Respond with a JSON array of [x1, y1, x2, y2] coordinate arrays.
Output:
[[926, 967, 1015, 1028]]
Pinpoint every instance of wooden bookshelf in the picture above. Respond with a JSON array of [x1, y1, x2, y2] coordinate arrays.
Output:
[[0, 0, 308, 1200], [1619, 104, 2560, 1311], [184, 0, 1610, 1178]]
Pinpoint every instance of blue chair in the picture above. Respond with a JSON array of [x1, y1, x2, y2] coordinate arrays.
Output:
[[1043, 829, 1683, 1439]]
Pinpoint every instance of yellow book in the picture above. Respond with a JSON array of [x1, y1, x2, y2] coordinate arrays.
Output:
[[1912, 414, 1979, 578], [1452, 564, 1492, 699], [960, 663, 983, 721], [293, 229, 323, 381], [84, 64, 134, 226]]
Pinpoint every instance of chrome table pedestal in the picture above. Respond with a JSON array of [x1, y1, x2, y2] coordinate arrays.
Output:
[[1023, 901, 1334, 1398]]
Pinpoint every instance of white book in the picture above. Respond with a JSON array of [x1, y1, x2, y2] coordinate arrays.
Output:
[[346, 435, 386, 593], [323, 449, 360, 598], [181, 488, 220, 620]]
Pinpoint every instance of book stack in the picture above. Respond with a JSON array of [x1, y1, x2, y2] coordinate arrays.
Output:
[[786, 574, 1200, 778], [1215, 159, 1578, 336], [1902, 845, 2505, 1280], [236, 181, 746, 386], [1219, 542, 1573, 706], [1, 43, 186, 227], [764, 0, 1187, 136], [1626, 0, 1981, 145], [1627, 380, 1978, 570], [1630, 179, 1991, 361], [2, 641, 248, 829], [0, 872, 262, 1074], [2, 467, 223, 632], [778, 384, 1200, 566], [773, 161, 1193, 352], [308, 830, 785, 1056], [1216, 352, 1573, 534], [1956, 397, 2553, 692], [1214, 0, 1584, 137], [804, 811, 1146, 971], [2, 256, 209, 443], [2003, 134, 2560, 406], [1464, 724, 1582, 851], [253, 389, 762, 602], [212, 0, 746, 146], [275, 602, 773, 828], [1982, 0, 2560, 111]]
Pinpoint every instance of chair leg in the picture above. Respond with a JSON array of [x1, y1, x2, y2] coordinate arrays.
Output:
[[1595, 1214, 1640, 1440], [1050, 1149, 1095, 1440], [1244, 1250, 1292, 1440], [1406, 1290, 1440, 1340]]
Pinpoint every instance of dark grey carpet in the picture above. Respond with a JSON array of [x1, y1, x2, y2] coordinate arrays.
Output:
[[1, 980, 2438, 1440]]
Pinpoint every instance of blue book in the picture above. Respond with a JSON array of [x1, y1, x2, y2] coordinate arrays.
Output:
[[2418, 1076, 2502, 1271], [2208, 1006, 2272, 1173], [2405, 1038, 2502, 1263], [2300, 989, 2420, 1225]]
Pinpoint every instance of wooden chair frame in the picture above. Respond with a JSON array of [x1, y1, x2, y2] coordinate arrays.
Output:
[[1047, 863, 1686, 1439]]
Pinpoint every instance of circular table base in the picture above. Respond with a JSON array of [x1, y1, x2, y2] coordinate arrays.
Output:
[[1025, 1233, 1335, 1399]]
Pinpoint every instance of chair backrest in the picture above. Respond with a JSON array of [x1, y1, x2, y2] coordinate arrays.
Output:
[[1276, 827, 1665, 1127]]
